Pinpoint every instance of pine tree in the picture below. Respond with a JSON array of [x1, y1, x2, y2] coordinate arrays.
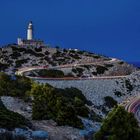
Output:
[[94, 106, 140, 140]]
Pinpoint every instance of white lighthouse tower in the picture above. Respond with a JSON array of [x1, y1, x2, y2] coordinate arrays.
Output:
[[27, 21, 33, 40], [17, 21, 45, 47]]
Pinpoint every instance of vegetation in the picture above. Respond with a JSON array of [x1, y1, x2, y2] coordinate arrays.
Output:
[[90, 110, 102, 122], [35, 47, 42, 52], [94, 106, 140, 140], [70, 54, 81, 59], [92, 55, 101, 59], [125, 79, 133, 92], [10, 52, 21, 59], [0, 72, 31, 98], [105, 64, 114, 68], [104, 96, 117, 108], [96, 65, 108, 74], [0, 72, 91, 129], [72, 68, 84, 76], [15, 59, 29, 67], [119, 61, 124, 65], [24, 49, 44, 57], [12, 46, 26, 52], [0, 98, 31, 130], [0, 63, 9, 71], [37, 69, 65, 78], [114, 91, 123, 97], [31, 83, 89, 129], [0, 132, 26, 140]]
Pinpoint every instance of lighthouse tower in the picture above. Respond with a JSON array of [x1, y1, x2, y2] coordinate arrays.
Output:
[[17, 21, 45, 47], [27, 21, 33, 40]]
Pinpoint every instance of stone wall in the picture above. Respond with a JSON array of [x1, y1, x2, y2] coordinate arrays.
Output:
[[35, 71, 140, 106]]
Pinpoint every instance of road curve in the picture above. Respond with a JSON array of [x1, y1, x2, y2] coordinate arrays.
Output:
[[125, 96, 140, 124], [15, 58, 127, 80]]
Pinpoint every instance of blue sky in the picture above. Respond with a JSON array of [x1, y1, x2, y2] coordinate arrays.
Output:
[[0, 0, 140, 61]]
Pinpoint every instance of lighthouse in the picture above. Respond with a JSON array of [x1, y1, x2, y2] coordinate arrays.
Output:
[[17, 21, 45, 47], [27, 21, 33, 40]]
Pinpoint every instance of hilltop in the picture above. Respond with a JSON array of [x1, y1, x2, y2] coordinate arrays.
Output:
[[0, 45, 137, 77]]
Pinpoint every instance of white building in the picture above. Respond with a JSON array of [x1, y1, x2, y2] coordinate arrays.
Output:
[[17, 21, 45, 47]]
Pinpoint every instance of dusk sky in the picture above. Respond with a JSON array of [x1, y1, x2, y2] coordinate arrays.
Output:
[[0, 0, 140, 62]]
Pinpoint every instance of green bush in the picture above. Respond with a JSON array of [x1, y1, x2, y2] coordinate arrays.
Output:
[[92, 55, 101, 59], [96, 65, 108, 74], [0, 63, 9, 71], [114, 91, 123, 97], [0, 99, 31, 130], [119, 61, 124, 65], [34, 47, 42, 52], [70, 54, 80, 59], [90, 110, 102, 122], [72, 68, 84, 76], [37, 69, 64, 78], [24, 49, 44, 57], [15, 59, 28, 67], [94, 106, 140, 140], [72, 68, 77, 73], [31, 84, 89, 129], [105, 64, 114, 67], [0, 108, 31, 130], [0, 73, 31, 98], [125, 80, 133, 92], [104, 96, 117, 108], [12, 46, 26, 52], [10, 52, 21, 59]]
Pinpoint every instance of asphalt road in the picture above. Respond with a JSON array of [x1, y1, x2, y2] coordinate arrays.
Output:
[[125, 96, 140, 124]]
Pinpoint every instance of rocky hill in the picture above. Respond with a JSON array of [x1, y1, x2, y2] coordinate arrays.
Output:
[[0, 44, 140, 140], [0, 45, 138, 77]]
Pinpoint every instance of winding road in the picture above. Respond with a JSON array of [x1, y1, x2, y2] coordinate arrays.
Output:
[[125, 96, 140, 124], [15, 58, 128, 80]]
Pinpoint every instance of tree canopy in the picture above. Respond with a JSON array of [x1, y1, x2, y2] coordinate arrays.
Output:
[[31, 83, 89, 129], [94, 106, 140, 140]]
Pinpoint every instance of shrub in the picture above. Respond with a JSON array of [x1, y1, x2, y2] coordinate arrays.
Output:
[[34, 47, 42, 52], [70, 54, 80, 59], [90, 110, 102, 122], [92, 55, 101, 59], [119, 61, 124, 65], [104, 96, 117, 108], [76, 68, 83, 73], [31, 84, 89, 129], [72, 68, 77, 73], [125, 80, 133, 92], [94, 106, 140, 140], [0, 73, 31, 98], [114, 91, 123, 97], [15, 59, 28, 67], [0, 63, 9, 71], [105, 64, 114, 67], [92, 72, 97, 75], [11, 46, 26, 52], [24, 49, 44, 57], [72, 68, 84, 76], [0, 103, 31, 129], [45, 51, 50, 55], [96, 65, 108, 74], [37, 69, 64, 78], [10, 52, 21, 59]]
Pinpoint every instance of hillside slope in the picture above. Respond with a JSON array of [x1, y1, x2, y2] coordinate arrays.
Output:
[[0, 45, 137, 77]]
